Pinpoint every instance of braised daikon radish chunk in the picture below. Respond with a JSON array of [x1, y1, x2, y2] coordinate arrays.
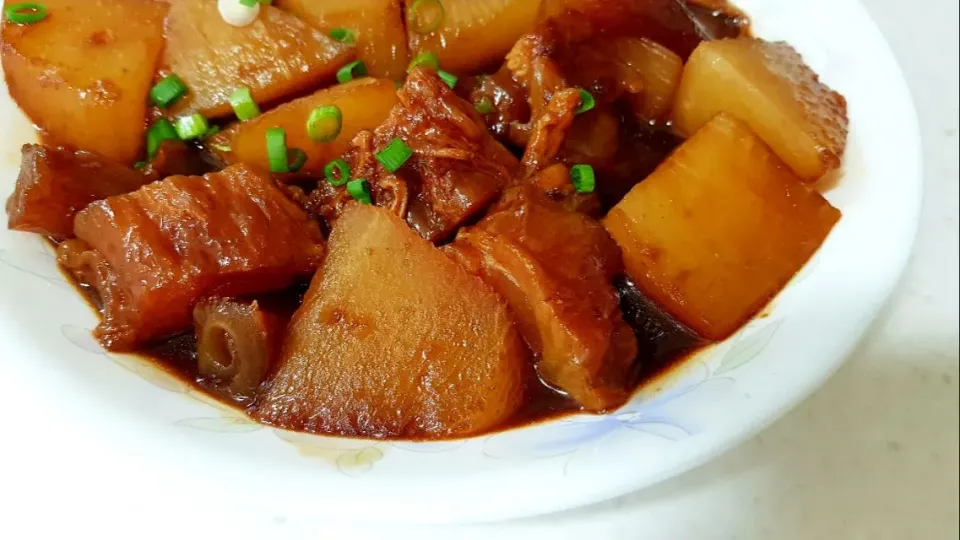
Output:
[[225, 78, 399, 173], [163, 0, 354, 118], [407, 0, 541, 73], [276, 0, 408, 78], [604, 114, 841, 340], [672, 38, 848, 181], [255, 205, 529, 438], [613, 37, 684, 122], [1, 0, 168, 163]]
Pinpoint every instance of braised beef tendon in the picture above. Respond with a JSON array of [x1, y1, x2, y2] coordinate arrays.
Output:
[[193, 297, 287, 401], [308, 68, 519, 243], [445, 186, 637, 411], [6, 145, 152, 238], [63, 164, 325, 351], [254, 205, 529, 438]]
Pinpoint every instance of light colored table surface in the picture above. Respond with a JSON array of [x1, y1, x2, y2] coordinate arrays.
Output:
[[4, 1, 957, 538]]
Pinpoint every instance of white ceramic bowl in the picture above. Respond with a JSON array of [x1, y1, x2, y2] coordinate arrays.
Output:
[[0, 0, 921, 525]]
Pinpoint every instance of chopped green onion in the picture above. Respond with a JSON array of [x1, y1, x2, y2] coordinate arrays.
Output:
[[324, 159, 351, 186], [287, 148, 307, 173], [570, 164, 595, 193], [265, 128, 307, 173], [146, 119, 179, 159], [4, 2, 47, 24], [210, 143, 232, 153], [201, 125, 221, 140], [475, 97, 494, 114], [133, 161, 148, 170], [408, 0, 444, 34], [174, 113, 210, 140], [575, 89, 595, 115], [266, 127, 290, 173], [408, 52, 440, 73], [229, 87, 261, 121], [306, 105, 343, 143], [336, 60, 368, 84], [239, 0, 257, 6], [376, 138, 413, 173], [150, 74, 188, 108], [346, 179, 372, 205], [437, 70, 458, 89], [329, 28, 356, 44], [258, 0, 272, 3]]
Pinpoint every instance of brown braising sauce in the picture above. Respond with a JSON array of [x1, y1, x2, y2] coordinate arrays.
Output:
[[50, 3, 750, 439]]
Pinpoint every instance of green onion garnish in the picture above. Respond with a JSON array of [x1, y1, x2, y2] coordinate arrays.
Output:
[[376, 138, 413, 173], [146, 119, 179, 159], [306, 105, 343, 143], [408, 52, 440, 72], [229, 87, 261, 121], [475, 97, 494, 114], [133, 161, 148, 170], [239, 0, 257, 6], [4, 2, 47, 24], [346, 179, 372, 205], [149, 74, 187, 108], [337, 60, 368, 84], [201, 125, 221, 140], [437, 70, 458, 89], [570, 164, 596, 193], [210, 143, 232, 153], [408, 0, 444, 34], [324, 158, 351, 186], [266, 127, 290, 173], [575, 89, 595, 115], [329, 28, 356, 44], [174, 113, 210, 140], [265, 128, 307, 173], [287, 148, 307, 173]]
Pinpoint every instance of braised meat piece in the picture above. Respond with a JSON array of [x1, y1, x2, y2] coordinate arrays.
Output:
[[308, 68, 519, 243], [445, 186, 637, 411], [6, 145, 152, 238], [194, 297, 287, 401], [141, 140, 214, 181], [63, 164, 325, 350], [255, 205, 529, 438]]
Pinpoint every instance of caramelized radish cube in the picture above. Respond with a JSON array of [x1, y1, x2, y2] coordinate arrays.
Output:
[[613, 37, 684, 122], [163, 0, 354, 119], [275, 0, 409, 78], [407, 0, 541, 73], [1, 0, 168, 163], [672, 38, 848, 181], [224, 79, 399, 174], [604, 114, 841, 341], [255, 205, 529, 438]]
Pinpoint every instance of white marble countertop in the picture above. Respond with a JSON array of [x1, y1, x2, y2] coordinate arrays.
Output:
[[3, 1, 956, 538]]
